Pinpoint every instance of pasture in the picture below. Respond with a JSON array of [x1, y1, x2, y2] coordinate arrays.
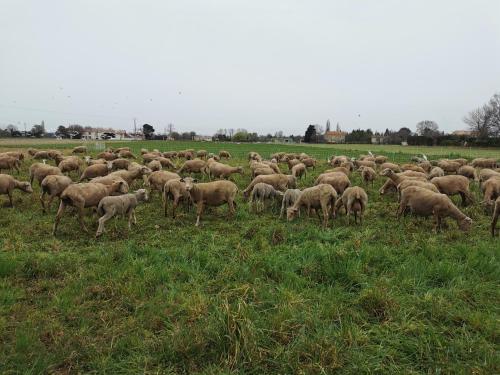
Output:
[[0, 140, 498, 374]]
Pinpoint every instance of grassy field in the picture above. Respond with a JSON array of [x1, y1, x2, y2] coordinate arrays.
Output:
[[0, 140, 498, 374]]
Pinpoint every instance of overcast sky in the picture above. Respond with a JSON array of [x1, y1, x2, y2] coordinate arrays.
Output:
[[1, 0, 499, 135]]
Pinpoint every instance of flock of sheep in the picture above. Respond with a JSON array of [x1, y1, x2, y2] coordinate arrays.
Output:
[[0, 145, 499, 237]]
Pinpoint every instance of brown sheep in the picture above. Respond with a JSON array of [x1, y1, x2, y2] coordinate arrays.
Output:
[[109, 158, 131, 170], [97, 151, 118, 161], [248, 152, 262, 161], [53, 180, 129, 235], [301, 158, 317, 169], [491, 197, 500, 236], [142, 152, 162, 163], [398, 186, 472, 232], [431, 175, 474, 206], [324, 167, 350, 176], [280, 189, 302, 219], [378, 169, 426, 195], [0, 174, 33, 207], [33, 150, 50, 160], [252, 166, 275, 178], [208, 163, 244, 180], [354, 159, 376, 169], [163, 178, 192, 218], [379, 162, 401, 173], [287, 184, 337, 228], [177, 159, 207, 175], [29, 163, 62, 187], [0, 156, 20, 174], [72, 146, 87, 154], [481, 177, 500, 208], [330, 155, 350, 167], [479, 168, 500, 183], [243, 174, 296, 198], [471, 158, 497, 169], [219, 150, 231, 159], [146, 170, 181, 195], [162, 151, 178, 159], [334, 186, 368, 224], [156, 157, 176, 169], [197, 150, 208, 159], [40, 175, 73, 212], [108, 165, 152, 186], [291, 163, 307, 179], [449, 158, 468, 166], [79, 164, 110, 181], [457, 165, 477, 181], [287, 158, 301, 170], [437, 160, 461, 174], [147, 160, 162, 172], [182, 177, 238, 226], [359, 166, 376, 186], [118, 150, 136, 159], [27, 148, 38, 156], [375, 155, 388, 164], [418, 161, 432, 173], [315, 172, 351, 195], [0, 151, 24, 161], [429, 167, 445, 179], [58, 157, 82, 175], [401, 164, 427, 174]]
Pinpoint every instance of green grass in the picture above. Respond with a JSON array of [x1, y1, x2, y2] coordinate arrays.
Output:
[[0, 141, 498, 374]]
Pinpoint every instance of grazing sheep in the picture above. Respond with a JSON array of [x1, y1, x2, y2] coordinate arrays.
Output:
[[287, 158, 301, 171], [0, 156, 20, 174], [146, 170, 180, 194], [471, 158, 497, 169], [140, 148, 149, 155], [40, 175, 73, 212], [33, 150, 50, 160], [28, 148, 38, 156], [431, 175, 474, 206], [251, 166, 275, 178], [437, 160, 461, 174], [0, 151, 24, 161], [95, 189, 149, 237], [478, 168, 500, 183], [291, 163, 307, 179], [378, 168, 426, 195], [401, 164, 427, 174], [243, 174, 296, 198], [418, 161, 432, 173], [29, 163, 62, 187], [334, 186, 368, 224], [208, 162, 244, 180], [279, 188, 301, 219], [142, 152, 162, 163], [0, 174, 33, 207], [429, 166, 445, 179], [301, 158, 317, 169], [147, 160, 162, 172], [324, 167, 350, 176], [249, 182, 284, 212], [79, 163, 110, 181], [491, 197, 500, 236], [163, 151, 178, 159], [58, 157, 82, 175], [330, 155, 350, 167], [182, 177, 238, 226], [109, 158, 131, 170], [457, 165, 477, 180], [53, 180, 128, 235], [155, 157, 175, 169], [481, 177, 500, 208], [398, 186, 472, 232], [97, 151, 118, 161], [197, 150, 208, 159], [218, 150, 231, 159], [379, 162, 401, 173], [85, 157, 107, 166], [286, 184, 337, 228], [177, 159, 207, 175], [118, 150, 136, 159], [163, 178, 191, 218], [72, 146, 87, 154], [354, 159, 376, 169], [359, 166, 376, 186], [248, 152, 262, 162], [375, 155, 388, 164], [314, 172, 351, 194], [108, 165, 152, 186]]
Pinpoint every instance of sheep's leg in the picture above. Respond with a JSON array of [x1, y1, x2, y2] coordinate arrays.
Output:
[[76, 203, 89, 233], [228, 197, 236, 216], [195, 202, 204, 226], [163, 193, 169, 217], [7, 191, 13, 207], [346, 207, 350, 225], [279, 201, 285, 219], [321, 203, 328, 228], [172, 196, 180, 219], [53, 201, 66, 235], [127, 210, 134, 230], [96, 210, 114, 237], [40, 192, 46, 212], [46, 195, 56, 211]]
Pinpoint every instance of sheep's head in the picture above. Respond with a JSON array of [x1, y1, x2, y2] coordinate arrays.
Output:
[[459, 217, 472, 231], [286, 207, 298, 221], [181, 177, 196, 191], [135, 189, 149, 202], [107, 161, 113, 171], [287, 175, 297, 189], [140, 166, 152, 176], [380, 168, 393, 177], [237, 167, 244, 174], [19, 182, 33, 193]]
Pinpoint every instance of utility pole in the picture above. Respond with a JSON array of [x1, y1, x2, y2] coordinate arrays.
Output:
[[133, 118, 137, 135]]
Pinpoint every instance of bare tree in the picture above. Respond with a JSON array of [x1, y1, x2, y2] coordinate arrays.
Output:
[[228, 128, 235, 139], [416, 120, 439, 136], [167, 123, 175, 135], [463, 105, 494, 139]]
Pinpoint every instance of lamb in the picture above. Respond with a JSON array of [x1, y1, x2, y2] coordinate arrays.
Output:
[[471, 158, 497, 169], [379, 162, 401, 173], [147, 160, 162, 172], [79, 163, 110, 181], [177, 159, 207, 175], [286, 184, 337, 228], [208, 162, 244, 180], [359, 166, 376, 186], [163, 178, 192, 218], [397, 186, 472, 232], [219, 150, 231, 159], [95, 189, 149, 237], [118, 150, 136, 159], [248, 182, 284, 212], [72, 146, 87, 154], [279, 189, 301, 218], [181, 177, 238, 226], [0, 156, 20, 174], [291, 163, 307, 179], [108, 165, 152, 186], [109, 158, 131, 170], [429, 167, 445, 179], [243, 174, 296, 198], [0, 174, 33, 207], [334, 186, 368, 224], [40, 175, 73, 212], [315, 172, 351, 195], [146, 170, 181, 194], [431, 175, 474, 206], [457, 165, 477, 181], [491, 197, 500, 236], [29, 163, 62, 186], [53, 180, 128, 235]]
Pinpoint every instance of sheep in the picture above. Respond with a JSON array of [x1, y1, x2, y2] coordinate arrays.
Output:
[[58, 157, 82, 175], [259, 161, 281, 174], [156, 157, 176, 169], [401, 164, 427, 174], [142, 152, 162, 163], [378, 168, 426, 195], [374, 155, 388, 164], [379, 162, 401, 173], [163, 151, 178, 159], [109, 158, 131, 170], [216, 150, 230, 160], [118, 150, 136, 159], [429, 166, 445, 179], [359, 166, 376, 186], [298, 153, 310, 160], [27, 148, 38, 156], [418, 161, 432, 173], [396, 179, 440, 201], [279, 189, 301, 219], [354, 159, 376, 169], [146, 170, 181, 195], [197, 150, 208, 159], [251, 166, 275, 178], [330, 155, 350, 167], [286, 184, 337, 228], [271, 152, 285, 161], [431, 175, 474, 206], [478, 168, 500, 183], [72, 146, 87, 154], [397, 186, 472, 232], [29, 163, 62, 187], [437, 160, 461, 174], [243, 174, 296, 198], [89, 176, 130, 195], [147, 160, 162, 172], [85, 157, 107, 166], [248, 182, 284, 212], [0, 174, 33, 207], [301, 158, 317, 169], [108, 165, 152, 186], [47, 150, 63, 160], [334, 186, 368, 224], [113, 147, 131, 154], [481, 176, 500, 208], [457, 165, 477, 181], [315, 172, 351, 195], [95, 189, 149, 237], [53, 180, 128, 235], [207, 163, 244, 180], [248, 152, 262, 161], [0, 156, 20, 174], [33, 150, 50, 160], [291, 163, 307, 179], [40, 175, 73, 212], [140, 148, 149, 155], [79, 163, 110, 181], [177, 159, 207, 175], [471, 158, 497, 169], [449, 158, 468, 166], [491, 197, 500, 236], [181, 177, 238, 226], [0, 151, 24, 161], [324, 167, 350, 176], [163, 178, 192, 218]]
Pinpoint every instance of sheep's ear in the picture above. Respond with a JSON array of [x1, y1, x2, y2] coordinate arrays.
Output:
[[193, 179, 198, 183], [180, 178, 184, 182]]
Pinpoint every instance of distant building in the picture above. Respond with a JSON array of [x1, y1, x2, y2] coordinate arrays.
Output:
[[193, 135, 213, 141], [274, 137, 294, 144], [452, 130, 477, 137], [324, 131, 347, 143], [81, 127, 129, 140], [371, 135, 387, 144]]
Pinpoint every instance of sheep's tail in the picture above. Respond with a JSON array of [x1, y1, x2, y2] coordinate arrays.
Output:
[[97, 201, 105, 217]]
